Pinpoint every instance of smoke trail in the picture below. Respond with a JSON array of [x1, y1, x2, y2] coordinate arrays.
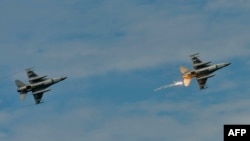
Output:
[[0, 69, 24, 80], [154, 80, 184, 92]]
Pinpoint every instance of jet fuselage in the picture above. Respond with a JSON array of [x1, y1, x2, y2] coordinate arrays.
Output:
[[182, 63, 231, 79], [180, 53, 231, 89], [17, 77, 67, 93]]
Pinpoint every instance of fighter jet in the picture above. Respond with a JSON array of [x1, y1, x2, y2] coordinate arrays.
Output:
[[180, 53, 230, 89], [15, 68, 67, 104]]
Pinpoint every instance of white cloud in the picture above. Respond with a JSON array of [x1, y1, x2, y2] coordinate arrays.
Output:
[[2, 97, 250, 141], [0, 0, 249, 79], [206, 0, 250, 10]]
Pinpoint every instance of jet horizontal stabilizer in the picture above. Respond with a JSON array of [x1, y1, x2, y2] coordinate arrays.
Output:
[[183, 78, 192, 86], [20, 93, 27, 101], [197, 74, 215, 80], [15, 80, 26, 87], [33, 89, 51, 95]]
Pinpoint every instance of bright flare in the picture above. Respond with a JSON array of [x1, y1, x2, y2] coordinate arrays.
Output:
[[154, 80, 184, 92]]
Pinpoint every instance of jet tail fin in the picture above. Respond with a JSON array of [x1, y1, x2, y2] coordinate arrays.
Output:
[[15, 80, 25, 88], [180, 66, 189, 74]]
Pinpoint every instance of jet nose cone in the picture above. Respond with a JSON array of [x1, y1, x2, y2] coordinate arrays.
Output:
[[225, 63, 231, 66], [61, 77, 67, 80]]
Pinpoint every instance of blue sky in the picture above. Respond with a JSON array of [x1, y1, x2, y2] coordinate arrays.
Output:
[[0, 0, 250, 140]]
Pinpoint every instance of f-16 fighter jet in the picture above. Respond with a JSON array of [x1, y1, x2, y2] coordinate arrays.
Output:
[[180, 53, 230, 90], [15, 68, 67, 104]]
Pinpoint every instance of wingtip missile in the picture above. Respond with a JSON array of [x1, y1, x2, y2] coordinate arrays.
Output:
[[189, 53, 199, 57], [201, 86, 208, 90], [32, 89, 51, 95], [25, 67, 35, 71]]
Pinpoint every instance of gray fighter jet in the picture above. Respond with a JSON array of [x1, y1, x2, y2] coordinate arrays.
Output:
[[15, 68, 67, 104], [180, 53, 230, 89]]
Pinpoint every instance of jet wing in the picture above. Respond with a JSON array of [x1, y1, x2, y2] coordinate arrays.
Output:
[[190, 53, 211, 70], [26, 68, 48, 84], [32, 92, 44, 104], [196, 78, 207, 90], [32, 87, 52, 104], [32, 86, 46, 104]]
